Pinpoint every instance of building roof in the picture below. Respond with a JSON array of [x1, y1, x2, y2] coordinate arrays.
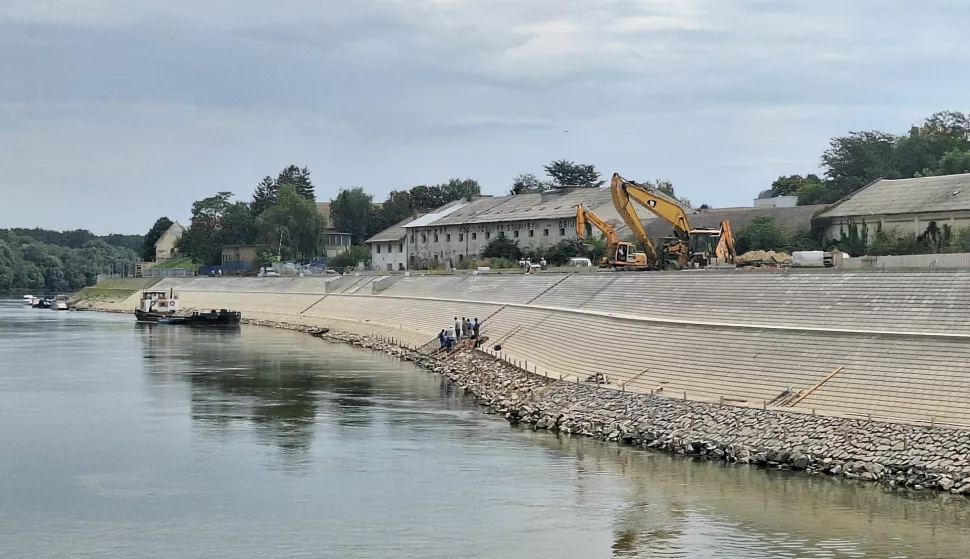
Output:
[[365, 217, 415, 243], [429, 188, 614, 226], [154, 222, 185, 247], [819, 173, 970, 218], [322, 228, 351, 235], [616, 205, 826, 240], [402, 199, 471, 228], [316, 202, 331, 217]]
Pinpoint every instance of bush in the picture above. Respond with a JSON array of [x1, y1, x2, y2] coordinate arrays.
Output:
[[481, 235, 522, 261], [329, 245, 370, 270]]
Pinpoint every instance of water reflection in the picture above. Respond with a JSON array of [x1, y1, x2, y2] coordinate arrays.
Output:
[[522, 430, 970, 558], [136, 325, 377, 461]]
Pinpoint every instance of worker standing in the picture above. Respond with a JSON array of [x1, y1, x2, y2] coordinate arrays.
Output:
[[438, 329, 446, 349], [460, 317, 468, 339], [472, 318, 480, 346]]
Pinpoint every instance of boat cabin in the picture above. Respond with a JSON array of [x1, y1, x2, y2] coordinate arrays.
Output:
[[138, 290, 181, 314]]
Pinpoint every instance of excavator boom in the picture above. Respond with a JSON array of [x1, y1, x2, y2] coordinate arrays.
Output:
[[575, 204, 618, 245]]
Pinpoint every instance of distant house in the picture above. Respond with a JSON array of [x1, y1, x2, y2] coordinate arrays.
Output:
[[154, 222, 186, 262], [321, 228, 353, 258], [221, 244, 262, 271], [817, 173, 970, 242]]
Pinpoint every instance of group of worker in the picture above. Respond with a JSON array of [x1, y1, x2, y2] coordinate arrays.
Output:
[[439, 316, 481, 350]]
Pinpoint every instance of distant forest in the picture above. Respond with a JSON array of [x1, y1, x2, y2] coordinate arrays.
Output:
[[0, 228, 141, 292]]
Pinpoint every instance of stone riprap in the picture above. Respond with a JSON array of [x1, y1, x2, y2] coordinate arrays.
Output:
[[246, 318, 970, 495]]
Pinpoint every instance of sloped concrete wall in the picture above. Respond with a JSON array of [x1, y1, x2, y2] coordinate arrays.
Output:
[[80, 270, 970, 427]]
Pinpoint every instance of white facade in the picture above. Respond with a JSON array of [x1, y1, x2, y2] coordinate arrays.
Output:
[[405, 201, 622, 269], [754, 195, 798, 208], [370, 239, 408, 271]]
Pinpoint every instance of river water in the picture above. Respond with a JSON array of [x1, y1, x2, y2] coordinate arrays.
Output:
[[2, 301, 970, 558]]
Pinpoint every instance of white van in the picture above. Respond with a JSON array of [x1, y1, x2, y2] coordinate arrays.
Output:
[[569, 257, 593, 268]]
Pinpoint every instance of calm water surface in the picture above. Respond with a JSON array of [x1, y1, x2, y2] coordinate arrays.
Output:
[[2, 301, 970, 558]]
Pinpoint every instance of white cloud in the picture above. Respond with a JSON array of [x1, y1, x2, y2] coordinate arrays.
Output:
[[1, 0, 970, 231]]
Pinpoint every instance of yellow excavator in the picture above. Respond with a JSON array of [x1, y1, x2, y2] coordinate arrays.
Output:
[[575, 204, 650, 270], [611, 173, 736, 269]]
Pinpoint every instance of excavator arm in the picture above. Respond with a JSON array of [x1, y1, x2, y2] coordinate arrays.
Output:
[[575, 204, 618, 245], [610, 173, 692, 240], [715, 220, 737, 262]]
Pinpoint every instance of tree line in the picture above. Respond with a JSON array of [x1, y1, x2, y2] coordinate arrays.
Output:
[[767, 110, 970, 206], [0, 228, 140, 292]]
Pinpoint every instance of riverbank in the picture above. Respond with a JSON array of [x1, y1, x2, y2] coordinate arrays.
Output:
[[243, 317, 970, 497]]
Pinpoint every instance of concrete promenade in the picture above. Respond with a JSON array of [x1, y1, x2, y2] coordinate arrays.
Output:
[[77, 269, 970, 429]]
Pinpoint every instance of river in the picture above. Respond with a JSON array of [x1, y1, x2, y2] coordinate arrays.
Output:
[[2, 300, 970, 558]]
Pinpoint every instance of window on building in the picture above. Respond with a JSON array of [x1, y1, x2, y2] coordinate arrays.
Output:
[[386, 243, 392, 253], [543, 229, 549, 236], [472, 232, 477, 240], [376, 245, 381, 253], [485, 232, 491, 240], [559, 228, 566, 236], [434, 234, 439, 243], [458, 254, 464, 262], [446, 234, 451, 242], [513, 230, 519, 238], [529, 230, 535, 237], [459, 233, 464, 242], [398, 243, 403, 252], [410, 235, 415, 243], [421, 234, 427, 243]]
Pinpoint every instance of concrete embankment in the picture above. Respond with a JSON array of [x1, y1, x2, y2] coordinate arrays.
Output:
[[74, 271, 970, 427], [245, 318, 970, 495]]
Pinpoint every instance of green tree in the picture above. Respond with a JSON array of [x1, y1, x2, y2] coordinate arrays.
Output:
[[276, 165, 315, 200], [543, 160, 604, 189], [408, 184, 444, 211], [734, 217, 789, 254], [331, 187, 377, 244], [440, 178, 480, 202], [510, 173, 549, 195], [258, 185, 327, 260], [822, 131, 900, 200], [251, 176, 277, 215], [178, 192, 233, 265], [382, 190, 414, 226], [220, 202, 258, 246], [141, 217, 174, 261]]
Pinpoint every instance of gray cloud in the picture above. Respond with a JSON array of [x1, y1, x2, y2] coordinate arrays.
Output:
[[1, 0, 969, 232]]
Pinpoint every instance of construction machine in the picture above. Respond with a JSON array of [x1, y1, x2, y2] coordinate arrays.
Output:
[[610, 173, 737, 268], [575, 204, 650, 269]]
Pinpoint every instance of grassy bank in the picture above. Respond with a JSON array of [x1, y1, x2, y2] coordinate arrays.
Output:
[[73, 277, 162, 304]]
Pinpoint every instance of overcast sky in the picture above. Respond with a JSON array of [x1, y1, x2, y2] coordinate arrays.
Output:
[[1, 0, 969, 234]]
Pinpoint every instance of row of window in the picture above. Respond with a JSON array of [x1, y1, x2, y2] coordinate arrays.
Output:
[[375, 243, 404, 254], [409, 228, 566, 244]]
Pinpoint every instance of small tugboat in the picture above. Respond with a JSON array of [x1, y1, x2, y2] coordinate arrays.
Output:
[[134, 290, 241, 326], [33, 297, 52, 309], [50, 296, 70, 311], [134, 290, 182, 323]]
